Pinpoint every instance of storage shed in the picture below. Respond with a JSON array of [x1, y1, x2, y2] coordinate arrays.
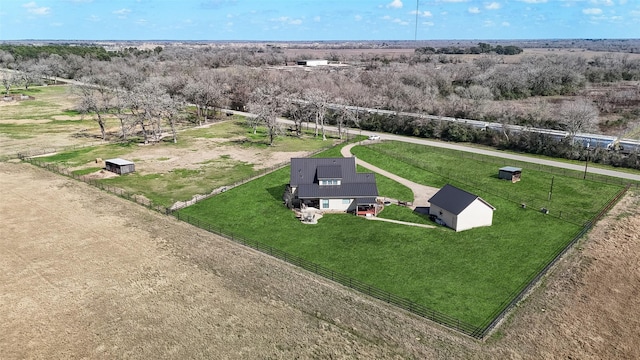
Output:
[[499, 166, 522, 183], [105, 158, 135, 175], [428, 184, 496, 232]]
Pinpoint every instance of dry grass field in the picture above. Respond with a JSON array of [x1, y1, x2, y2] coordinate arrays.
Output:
[[1, 160, 639, 359]]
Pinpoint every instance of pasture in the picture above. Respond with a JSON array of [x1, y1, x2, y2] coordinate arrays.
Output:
[[29, 119, 344, 207], [177, 140, 624, 329]]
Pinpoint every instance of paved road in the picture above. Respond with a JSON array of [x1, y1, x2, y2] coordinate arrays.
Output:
[[228, 110, 640, 183]]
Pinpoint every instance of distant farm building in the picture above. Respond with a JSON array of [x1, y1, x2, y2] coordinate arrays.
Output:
[[296, 59, 328, 67], [499, 166, 522, 183], [105, 158, 135, 175], [428, 184, 495, 232]]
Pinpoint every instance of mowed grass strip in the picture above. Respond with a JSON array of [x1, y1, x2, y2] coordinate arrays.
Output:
[[177, 141, 620, 327]]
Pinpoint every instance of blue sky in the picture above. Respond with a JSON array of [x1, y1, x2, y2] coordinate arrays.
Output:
[[0, 0, 638, 41]]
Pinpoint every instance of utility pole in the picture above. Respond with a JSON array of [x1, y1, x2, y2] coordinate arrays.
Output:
[[583, 149, 590, 180], [414, 0, 419, 41]]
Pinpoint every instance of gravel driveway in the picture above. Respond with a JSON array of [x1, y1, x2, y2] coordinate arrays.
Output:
[[341, 142, 440, 209]]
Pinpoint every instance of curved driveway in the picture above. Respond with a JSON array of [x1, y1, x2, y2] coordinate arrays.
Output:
[[341, 142, 439, 209]]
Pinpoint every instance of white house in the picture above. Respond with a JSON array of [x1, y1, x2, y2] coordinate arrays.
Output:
[[428, 184, 496, 232], [288, 157, 379, 215]]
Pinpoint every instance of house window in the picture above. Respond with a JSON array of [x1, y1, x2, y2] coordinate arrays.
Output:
[[322, 199, 329, 209], [342, 199, 350, 204], [320, 179, 341, 186]]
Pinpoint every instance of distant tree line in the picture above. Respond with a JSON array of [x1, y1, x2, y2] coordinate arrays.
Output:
[[0, 44, 113, 61], [415, 43, 523, 55], [1, 43, 639, 167]]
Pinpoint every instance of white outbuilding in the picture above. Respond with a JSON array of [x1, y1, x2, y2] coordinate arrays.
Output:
[[296, 59, 329, 67], [428, 184, 496, 232]]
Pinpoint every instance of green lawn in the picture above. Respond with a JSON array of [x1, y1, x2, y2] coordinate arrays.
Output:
[[351, 142, 625, 225], [177, 142, 624, 329], [32, 122, 346, 207]]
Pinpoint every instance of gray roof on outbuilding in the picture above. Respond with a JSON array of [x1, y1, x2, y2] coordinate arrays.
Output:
[[499, 166, 522, 173], [428, 184, 495, 215], [105, 158, 134, 166]]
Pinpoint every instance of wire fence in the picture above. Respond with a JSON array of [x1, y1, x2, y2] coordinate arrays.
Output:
[[369, 146, 638, 226], [173, 184, 629, 339], [14, 137, 635, 339], [173, 211, 485, 337], [477, 183, 630, 338]]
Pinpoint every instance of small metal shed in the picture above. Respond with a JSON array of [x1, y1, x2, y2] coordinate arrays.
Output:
[[105, 158, 135, 175], [499, 166, 522, 183]]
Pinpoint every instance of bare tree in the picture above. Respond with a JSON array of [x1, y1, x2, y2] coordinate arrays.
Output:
[[561, 97, 599, 137], [303, 88, 330, 140], [183, 70, 227, 125], [75, 75, 115, 140], [249, 83, 284, 145], [0, 71, 14, 95]]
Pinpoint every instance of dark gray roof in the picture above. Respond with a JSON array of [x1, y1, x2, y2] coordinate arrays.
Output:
[[317, 165, 342, 179], [356, 197, 378, 205], [105, 158, 134, 166], [290, 157, 358, 186], [428, 184, 494, 215], [290, 157, 378, 199]]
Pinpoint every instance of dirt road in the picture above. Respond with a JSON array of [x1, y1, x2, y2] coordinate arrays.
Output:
[[2, 161, 639, 359]]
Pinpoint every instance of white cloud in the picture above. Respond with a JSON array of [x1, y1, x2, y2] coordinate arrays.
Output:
[[468, 7, 481, 13], [411, 10, 433, 17], [387, 0, 403, 9], [313, 16, 321, 22], [486, 2, 501, 10], [271, 16, 303, 25], [392, 18, 410, 25], [87, 15, 100, 22], [589, 0, 613, 5], [355, 14, 363, 21], [483, 20, 495, 27], [438, 0, 469, 2], [113, 8, 131, 16], [23, 2, 51, 16], [501, 21, 510, 26], [583, 8, 603, 15], [422, 21, 434, 26], [518, 0, 547, 3], [135, 19, 148, 25]]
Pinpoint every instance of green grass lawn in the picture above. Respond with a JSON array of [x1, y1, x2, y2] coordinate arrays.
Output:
[[33, 122, 346, 207], [351, 141, 625, 225], [177, 142, 624, 329]]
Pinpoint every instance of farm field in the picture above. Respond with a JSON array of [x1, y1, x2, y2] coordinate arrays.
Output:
[[177, 141, 625, 330], [0, 85, 100, 156], [2, 78, 640, 357], [2, 161, 639, 359]]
